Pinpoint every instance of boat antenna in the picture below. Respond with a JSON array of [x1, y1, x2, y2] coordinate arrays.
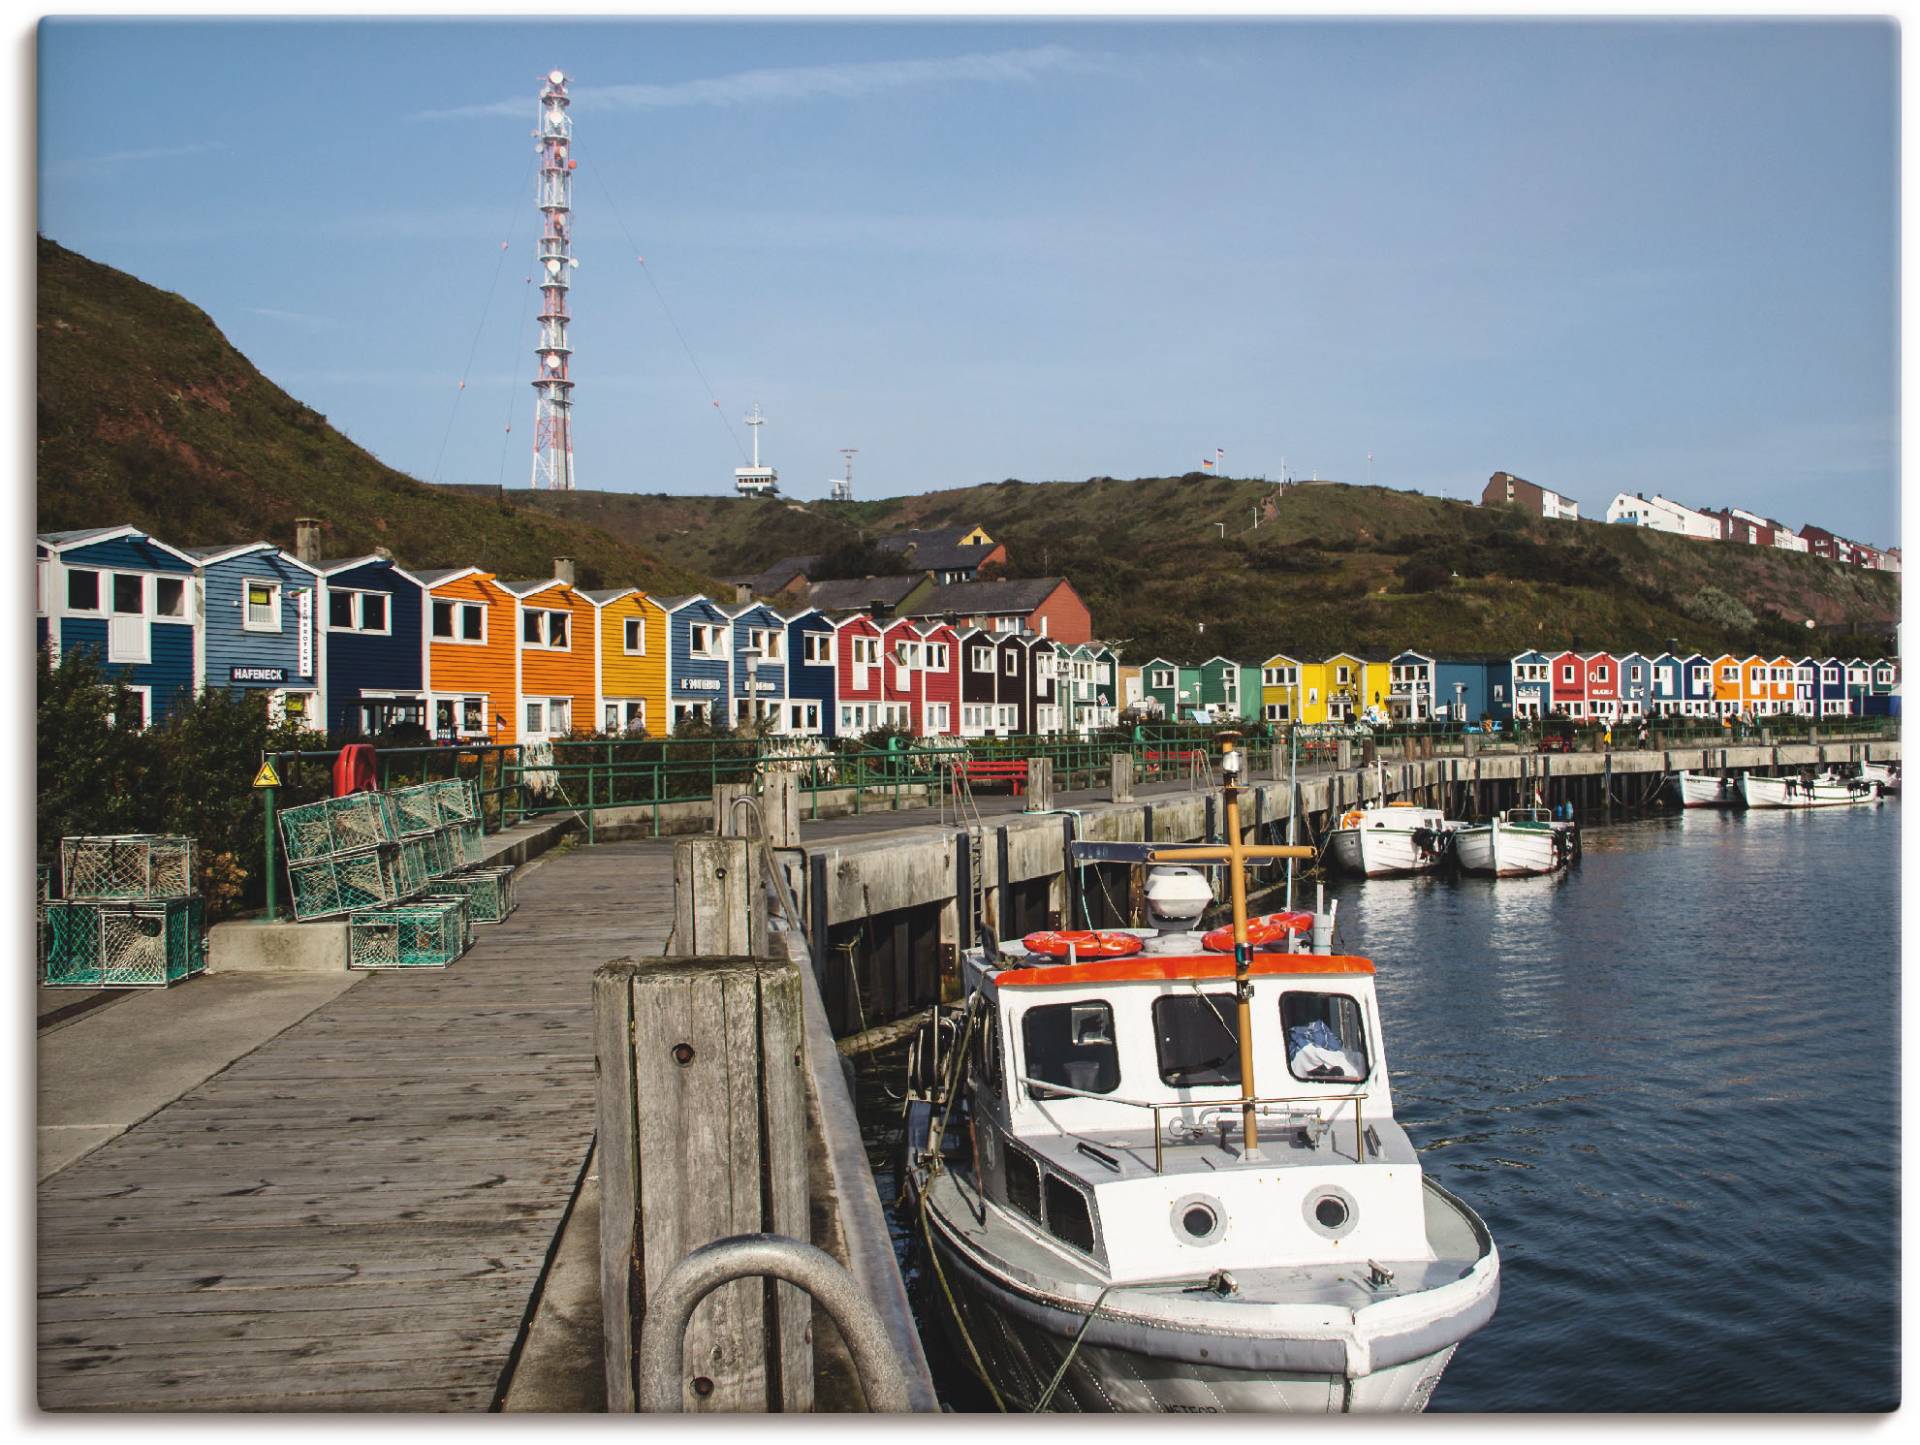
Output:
[[1284, 724, 1299, 917]]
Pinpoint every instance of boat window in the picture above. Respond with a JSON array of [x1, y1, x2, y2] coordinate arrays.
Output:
[[1021, 1001, 1119, 1098], [1152, 994, 1241, 1088], [1280, 993, 1371, 1082], [1004, 1145, 1041, 1222], [970, 1001, 1002, 1095], [1043, 1174, 1097, 1254]]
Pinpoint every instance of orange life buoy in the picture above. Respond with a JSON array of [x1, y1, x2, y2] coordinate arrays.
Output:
[[1201, 911, 1315, 953], [1019, 930, 1143, 960]]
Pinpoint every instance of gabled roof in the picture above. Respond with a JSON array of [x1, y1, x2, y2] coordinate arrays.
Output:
[[38, 524, 197, 568], [723, 599, 785, 621], [903, 577, 1066, 617], [177, 542, 322, 576], [873, 527, 998, 572], [778, 605, 831, 627], [805, 575, 926, 612], [654, 594, 723, 615], [414, 566, 490, 589], [581, 586, 640, 606], [734, 555, 820, 594], [497, 577, 574, 598]]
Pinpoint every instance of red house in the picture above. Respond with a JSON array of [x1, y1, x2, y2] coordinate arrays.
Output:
[[831, 614, 885, 736], [880, 618, 928, 734], [904, 577, 1093, 646], [1582, 652, 1620, 718], [914, 621, 962, 736], [1548, 650, 1587, 716]]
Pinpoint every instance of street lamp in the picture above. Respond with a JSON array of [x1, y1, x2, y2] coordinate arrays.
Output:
[[744, 647, 763, 734]]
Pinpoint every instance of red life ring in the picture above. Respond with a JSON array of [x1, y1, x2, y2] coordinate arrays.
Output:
[[1201, 911, 1314, 953], [1020, 930, 1143, 960]]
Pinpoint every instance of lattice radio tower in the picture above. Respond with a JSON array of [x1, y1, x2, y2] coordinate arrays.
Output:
[[530, 70, 577, 490], [832, 448, 858, 503]]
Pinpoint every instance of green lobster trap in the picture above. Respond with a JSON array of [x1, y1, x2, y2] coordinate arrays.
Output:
[[431, 866, 517, 924], [60, 835, 198, 901], [431, 777, 481, 826], [419, 892, 477, 951], [347, 898, 470, 969], [388, 783, 444, 838], [42, 898, 207, 988], [277, 793, 397, 862], [391, 836, 432, 900], [443, 821, 487, 869], [287, 846, 400, 920]]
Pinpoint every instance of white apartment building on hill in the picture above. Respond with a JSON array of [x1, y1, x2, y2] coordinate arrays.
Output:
[[1605, 492, 1720, 540]]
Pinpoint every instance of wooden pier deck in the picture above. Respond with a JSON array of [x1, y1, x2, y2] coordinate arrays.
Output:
[[37, 840, 675, 1412]]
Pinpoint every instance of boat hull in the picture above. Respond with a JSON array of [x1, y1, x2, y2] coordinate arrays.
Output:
[[1738, 773, 1877, 809], [1674, 771, 1739, 808], [1455, 820, 1563, 877], [1328, 827, 1446, 878]]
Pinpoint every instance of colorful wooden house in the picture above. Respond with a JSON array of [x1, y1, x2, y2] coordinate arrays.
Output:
[[1304, 653, 1373, 723], [660, 595, 734, 731], [1843, 658, 1873, 714], [1020, 633, 1063, 734], [1139, 657, 1192, 721], [37, 526, 200, 726], [499, 577, 597, 745], [916, 621, 961, 736], [1708, 654, 1744, 716], [1508, 650, 1552, 720], [993, 631, 1034, 733], [584, 587, 666, 735], [418, 567, 520, 743], [1387, 651, 1436, 722], [1193, 656, 1242, 723], [1547, 650, 1587, 717], [1583, 652, 1621, 719], [1237, 666, 1262, 723], [1809, 657, 1849, 717], [1258, 654, 1304, 724], [180, 542, 322, 728], [1091, 645, 1120, 729], [1432, 659, 1506, 726], [879, 617, 930, 733], [724, 601, 791, 731], [317, 555, 427, 737], [831, 612, 887, 736], [1614, 652, 1650, 718], [781, 607, 837, 737], [957, 626, 1020, 736], [1870, 657, 1899, 697]]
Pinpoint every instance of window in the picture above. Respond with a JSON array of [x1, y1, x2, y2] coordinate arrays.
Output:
[[155, 578, 186, 618], [1043, 1175, 1096, 1254], [1594, 664, 1609, 682], [525, 701, 545, 734], [1493, 684, 1505, 702], [1824, 668, 1840, 684], [1561, 665, 1576, 684], [672, 701, 712, 728], [744, 626, 784, 662], [1003, 1146, 1041, 1221], [1263, 665, 1297, 687], [1336, 665, 1351, 685], [689, 622, 724, 657], [330, 588, 391, 634], [1152, 994, 1241, 1088], [1150, 668, 1172, 688], [111, 573, 143, 614], [1721, 666, 1738, 683], [970, 646, 994, 672], [926, 642, 949, 670], [463, 697, 485, 734], [925, 703, 951, 733], [1004, 652, 1018, 676], [1022, 1002, 1118, 1097], [894, 639, 922, 667], [243, 579, 281, 631], [850, 635, 878, 666], [432, 599, 487, 643], [548, 698, 571, 734], [788, 701, 819, 732], [524, 608, 570, 649], [804, 632, 834, 666], [624, 618, 646, 654]]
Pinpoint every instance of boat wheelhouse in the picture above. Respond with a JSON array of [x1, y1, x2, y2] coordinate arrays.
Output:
[[38, 525, 200, 726], [317, 555, 426, 737], [181, 542, 323, 728], [419, 567, 520, 743]]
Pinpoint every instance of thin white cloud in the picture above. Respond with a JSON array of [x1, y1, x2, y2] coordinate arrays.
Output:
[[416, 46, 1116, 120], [46, 142, 229, 177], [249, 307, 342, 332]]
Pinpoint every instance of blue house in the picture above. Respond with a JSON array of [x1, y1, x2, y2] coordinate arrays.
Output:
[[659, 595, 732, 730], [1615, 652, 1651, 718], [180, 543, 323, 729], [318, 555, 427, 738], [782, 606, 837, 737], [1807, 657, 1850, 718], [723, 601, 790, 731], [1433, 658, 1508, 726], [1508, 650, 1553, 720], [37, 525, 199, 725], [1676, 652, 1715, 717], [1387, 650, 1436, 721], [1648, 652, 1682, 715]]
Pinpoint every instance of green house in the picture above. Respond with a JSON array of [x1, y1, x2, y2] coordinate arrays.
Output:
[[1141, 657, 1201, 721], [1196, 656, 1243, 721]]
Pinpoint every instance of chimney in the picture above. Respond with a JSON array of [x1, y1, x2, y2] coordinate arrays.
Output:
[[868, 598, 893, 621], [294, 517, 322, 565], [553, 556, 576, 586], [373, 545, 393, 560]]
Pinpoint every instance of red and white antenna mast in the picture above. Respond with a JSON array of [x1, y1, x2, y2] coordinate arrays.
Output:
[[530, 69, 577, 491]]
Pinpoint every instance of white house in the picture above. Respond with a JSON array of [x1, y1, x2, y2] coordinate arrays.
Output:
[[1605, 492, 1720, 540]]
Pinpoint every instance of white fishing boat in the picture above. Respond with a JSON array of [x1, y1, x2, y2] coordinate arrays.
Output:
[[903, 740, 1500, 1414], [1858, 760, 1899, 794], [1327, 802, 1456, 878], [1673, 770, 1740, 808], [1738, 771, 1879, 809], [1453, 807, 1578, 877]]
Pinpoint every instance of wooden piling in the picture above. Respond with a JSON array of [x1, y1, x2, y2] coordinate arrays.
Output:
[[594, 955, 811, 1412], [1109, 753, 1134, 803], [713, 783, 755, 837], [670, 837, 765, 958], [1026, 757, 1055, 812]]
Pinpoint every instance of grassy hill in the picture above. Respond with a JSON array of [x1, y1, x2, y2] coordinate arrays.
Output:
[[519, 476, 1900, 662], [35, 237, 716, 595]]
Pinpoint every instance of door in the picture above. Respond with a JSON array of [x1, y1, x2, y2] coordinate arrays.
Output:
[[107, 573, 148, 664]]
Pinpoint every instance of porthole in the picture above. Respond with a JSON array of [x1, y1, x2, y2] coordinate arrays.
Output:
[[1304, 1186, 1358, 1239], [1171, 1192, 1226, 1246]]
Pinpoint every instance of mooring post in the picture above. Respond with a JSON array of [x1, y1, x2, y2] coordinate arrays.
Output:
[[1336, 739, 1353, 771], [713, 783, 754, 837], [1109, 752, 1134, 803], [1025, 757, 1055, 812], [760, 771, 802, 851], [593, 956, 811, 1412], [669, 836, 765, 958]]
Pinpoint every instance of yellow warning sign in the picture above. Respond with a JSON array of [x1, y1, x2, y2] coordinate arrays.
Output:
[[252, 761, 282, 790]]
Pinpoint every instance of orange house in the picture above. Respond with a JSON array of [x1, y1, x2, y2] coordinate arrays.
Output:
[[1709, 653, 1744, 716], [502, 577, 598, 745], [586, 587, 668, 735], [420, 567, 520, 743]]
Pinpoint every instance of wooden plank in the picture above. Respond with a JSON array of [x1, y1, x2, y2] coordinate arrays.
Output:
[[594, 963, 639, 1412], [760, 962, 812, 1411]]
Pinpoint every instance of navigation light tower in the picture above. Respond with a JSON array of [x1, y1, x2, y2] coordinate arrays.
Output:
[[734, 403, 778, 496]]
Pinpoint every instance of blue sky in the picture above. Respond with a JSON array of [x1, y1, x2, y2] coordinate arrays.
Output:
[[38, 17, 1899, 542]]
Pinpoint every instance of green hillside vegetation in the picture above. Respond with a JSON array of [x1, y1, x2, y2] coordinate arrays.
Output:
[[513, 475, 1900, 662], [35, 237, 715, 594]]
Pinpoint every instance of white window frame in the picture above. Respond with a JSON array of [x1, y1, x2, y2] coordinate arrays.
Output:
[[154, 576, 187, 620], [242, 576, 282, 633], [849, 634, 878, 666], [432, 598, 488, 645], [970, 646, 994, 673], [746, 626, 785, 663], [804, 631, 834, 666], [623, 617, 647, 655], [1150, 668, 1173, 689], [1005, 652, 1018, 677], [524, 607, 571, 651], [331, 588, 393, 635]]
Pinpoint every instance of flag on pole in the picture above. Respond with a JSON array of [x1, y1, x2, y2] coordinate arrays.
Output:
[[1202, 457, 1214, 470]]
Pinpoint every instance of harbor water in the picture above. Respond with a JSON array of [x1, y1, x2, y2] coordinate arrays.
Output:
[[856, 801, 1900, 1412]]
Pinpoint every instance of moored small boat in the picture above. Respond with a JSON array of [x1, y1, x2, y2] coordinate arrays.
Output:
[[1738, 771, 1879, 809], [1858, 760, 1899, 794], [1673, 770, 1740, 808], [1454, 807, 1579, 877], [1328, 802, 1456, 878]]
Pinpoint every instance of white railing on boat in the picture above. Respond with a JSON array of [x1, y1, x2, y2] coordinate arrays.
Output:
[[1018, 1077, 1370, 1173]]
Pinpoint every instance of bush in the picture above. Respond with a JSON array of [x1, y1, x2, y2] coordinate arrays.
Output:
[[1395, 555, 1452, 593]]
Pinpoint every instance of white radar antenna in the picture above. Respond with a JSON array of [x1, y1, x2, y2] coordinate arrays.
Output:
[[832, 448, 858, 503], [734, 403, 779, 496]]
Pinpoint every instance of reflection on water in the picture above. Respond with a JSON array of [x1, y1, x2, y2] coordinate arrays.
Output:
[[856, 803, 1900, 1412]]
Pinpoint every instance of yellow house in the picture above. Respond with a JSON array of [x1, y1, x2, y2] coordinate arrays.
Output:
[[1709, 653, 1744, 715], [585, 587, 668, 735], [1258, 653, 1305, 723]]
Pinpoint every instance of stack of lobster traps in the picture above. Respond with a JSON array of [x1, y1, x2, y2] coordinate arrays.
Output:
[[41, 835, 208, 989], [278, 777, 513, 970]]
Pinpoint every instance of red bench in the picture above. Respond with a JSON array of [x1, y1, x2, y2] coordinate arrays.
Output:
[[1142, 748, 1203, 777], [952, 759, 1029, 796]]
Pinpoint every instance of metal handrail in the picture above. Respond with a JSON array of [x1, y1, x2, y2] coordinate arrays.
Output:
[[1017, 1076, 1368, 1173], [636, 1234, 915, 1413]]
